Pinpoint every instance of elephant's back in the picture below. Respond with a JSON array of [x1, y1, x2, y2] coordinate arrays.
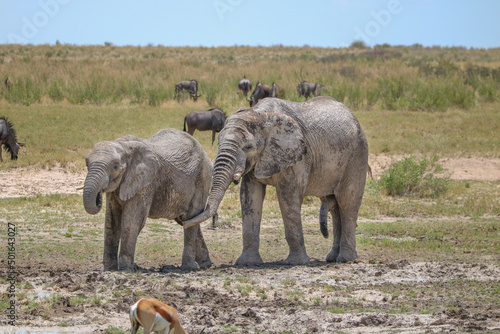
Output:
[[149, 128, 212, 173]]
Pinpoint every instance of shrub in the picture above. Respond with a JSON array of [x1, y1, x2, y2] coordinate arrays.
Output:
[[350, 40, 369, 49], [48, 81, 64, 102], [379, 156, 450, 198]]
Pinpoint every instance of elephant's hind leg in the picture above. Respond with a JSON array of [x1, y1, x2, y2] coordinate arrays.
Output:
[[195, 227, 212, 269], [334, 184, 364, 263], [182, 225, 202, 270], [323, 195, 342, 262]]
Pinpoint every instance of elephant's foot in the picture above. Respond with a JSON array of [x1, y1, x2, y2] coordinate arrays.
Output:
[[235, 250, 263, 266], [181, 258, 200, 271], [283, 250, 310, 265], [326, 246, 340, 263], [118, 262, 137, 272], [335, 248, 359, 263], [118, 254, 137, 272], [198, 257, 212, 269], [103, 261, 119, 271]]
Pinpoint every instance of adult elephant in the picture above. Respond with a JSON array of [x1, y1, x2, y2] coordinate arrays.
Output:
[[183, 97, 369, 265], [183, 108, 226, 145], [83, 129, 213, 271]]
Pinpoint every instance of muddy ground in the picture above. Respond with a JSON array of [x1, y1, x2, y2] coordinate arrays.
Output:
[[1, 157, 499, 333], [2, 261, 500, 333]]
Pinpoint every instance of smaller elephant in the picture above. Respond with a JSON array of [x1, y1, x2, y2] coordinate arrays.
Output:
[[83, 129, 213, 271], [183, 108, 226, 145]]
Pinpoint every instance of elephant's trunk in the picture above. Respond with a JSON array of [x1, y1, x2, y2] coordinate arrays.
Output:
[[83, 164, 107, 215], [183, 144, 237, 229]]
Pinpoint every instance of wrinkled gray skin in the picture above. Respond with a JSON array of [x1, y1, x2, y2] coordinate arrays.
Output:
[[83, 129, 212, 271], [183, 97, 369, 265], [0, 117, 25, 162], [247, 82, 271, 107], [297, 80, 327, 99], [238, 76, 252, 97], [183, 108, 226, 145], [175, 80, 201, 101], [270, 82, 285, 98]]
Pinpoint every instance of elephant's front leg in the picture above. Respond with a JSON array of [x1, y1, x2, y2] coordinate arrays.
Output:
[[276, 178, 310, 265], [103, 193, 121, 271], [118, 198, 150, 271], [235, 174, 266, 266]]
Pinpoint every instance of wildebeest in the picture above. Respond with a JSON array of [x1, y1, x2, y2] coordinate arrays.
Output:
[[0, 117, 25, 162], [175, 80, 201, 101], [183, 108, 226, 145], [238, 76, 252, 97], [270, 82, 285, 98], [247, 82, 271, 107], [297, 80, 328, 99]]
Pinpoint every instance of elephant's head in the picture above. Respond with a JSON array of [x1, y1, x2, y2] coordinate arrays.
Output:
[[83, 139, 158, 215], [183, 108, 306, 229]]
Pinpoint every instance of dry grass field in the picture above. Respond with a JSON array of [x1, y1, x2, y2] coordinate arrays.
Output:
[[0, 44, 499, 333]]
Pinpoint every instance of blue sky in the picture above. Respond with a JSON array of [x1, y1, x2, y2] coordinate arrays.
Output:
[[1, 0, 499, 48]]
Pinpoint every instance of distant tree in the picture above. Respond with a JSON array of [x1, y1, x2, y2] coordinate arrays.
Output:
[[375, 43, 392, 49], [104, 41, 113, 47], [350, 40, 369, 49]]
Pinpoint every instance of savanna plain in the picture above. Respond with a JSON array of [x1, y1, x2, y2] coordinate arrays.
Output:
[[0, 44, 499, 333]]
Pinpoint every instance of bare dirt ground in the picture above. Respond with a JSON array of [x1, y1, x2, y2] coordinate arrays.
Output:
[[1, 156, 499, 333], [1, 156, 499, 199]]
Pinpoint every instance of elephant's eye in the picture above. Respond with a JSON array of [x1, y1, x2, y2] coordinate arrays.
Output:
[[243, 144, 254, 151], [113, 163, 120, 171]]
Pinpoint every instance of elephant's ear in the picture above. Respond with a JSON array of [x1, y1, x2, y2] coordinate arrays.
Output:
[[118, 141, 159, 201], [254, 113, 307, 179]]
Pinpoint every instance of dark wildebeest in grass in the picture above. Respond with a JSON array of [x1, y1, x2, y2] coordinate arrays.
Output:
[[183, 108, 226, 145], [4, 77, 10, 91], [175, 80, 201, 101], [297, 80, 328, 99], [238, 76, 252, 97], [270, 82, 285, 98], [0, 117, 26, 162], [247, 82, 271, 107]]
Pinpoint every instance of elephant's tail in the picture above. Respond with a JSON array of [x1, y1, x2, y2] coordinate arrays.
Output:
[[320, 195, 339, 239], [319, 201, 329, 238], [183, 116, 187, 132]]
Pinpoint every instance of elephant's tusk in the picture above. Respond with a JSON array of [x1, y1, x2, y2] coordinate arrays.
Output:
[[233, 172, 242, 182], [76, 185, 84, 190]]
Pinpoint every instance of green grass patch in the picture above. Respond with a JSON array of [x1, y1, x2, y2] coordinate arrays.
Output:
[[378, 155, 450, 197]]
